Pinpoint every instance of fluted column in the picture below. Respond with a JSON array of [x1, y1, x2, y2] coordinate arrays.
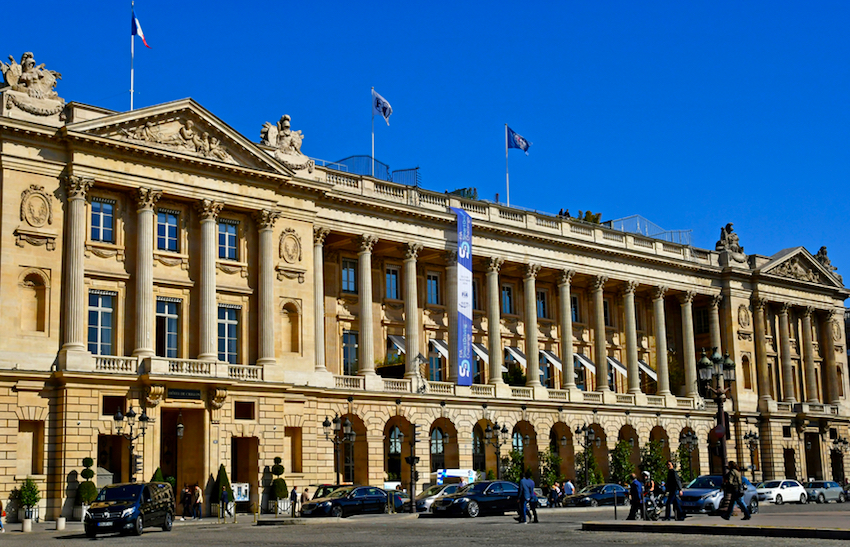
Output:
[[822, 310, 840, 404], [487, 257, 505, 385], [679, 291, 698, 398], [446, 250, 459, 383], [653, 286, 670, 396], [801, 307, 818, 402], [61, 175, 95, 353], [357, 235, 378, 377], [255, 210, 281, 366], [403, 243, 423, 379], [313, 227, 330, 373], [133, 188, 162, 358], [558, 270, 576, 390], [524, 264, 541, 387], [623, 281, 640, 394], [752, 296, 771, 401], [778, 303, 796, 403], [708, 294, 722, 352], [592, 275, 609, 392], [196, 199, 223, 361]]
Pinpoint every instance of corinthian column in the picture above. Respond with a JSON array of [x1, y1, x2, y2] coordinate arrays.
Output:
[[801, 307, 819, 402], [778, 303, 796, 403], [404, 242, 423, 379], [196, 199, 224, 361], [708, 294, 723, 354], [133, 188, 162, 358], [623, 281, 640, 394], [61, 175, 95, 354], [679, 291, 698, 398], [592, 275, 609, 392], [487, 257, 505, 385], [653, 286, 670, 396], [255, 210, 281, 367], [524, 264, 541, 387], [558, 270, 576, 390], [752, 296, 771, 401], [821, 310, 840, 404], [446, 250, 459, 383], [357, 235, 378, 377], [313, 227, 330, 373]]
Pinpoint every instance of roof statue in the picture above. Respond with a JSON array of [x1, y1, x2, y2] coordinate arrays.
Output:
[[816, 246, 843, 285], [715, 223, 747, 266], [261, 114, 314, 173], [0, 52, 65, 120]]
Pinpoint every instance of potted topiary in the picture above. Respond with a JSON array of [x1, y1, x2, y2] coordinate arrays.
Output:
[[213, 464, 235, 518], [75, 458, 99, 521], [19, 477, 40, 532], [271, 457, 288, 516]]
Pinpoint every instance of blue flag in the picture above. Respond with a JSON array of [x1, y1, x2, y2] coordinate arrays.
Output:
[[507, 126, 531, 155]]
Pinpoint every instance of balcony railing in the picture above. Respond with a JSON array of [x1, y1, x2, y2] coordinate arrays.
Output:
[[470, 384, 495, 397], [646, 396, 665, 406], [428, 381, 455, 395], [334, 375, 365, 390], [383, 379, 412, 393], [95, 356, 139, 373], [510, 387, 533, 399]]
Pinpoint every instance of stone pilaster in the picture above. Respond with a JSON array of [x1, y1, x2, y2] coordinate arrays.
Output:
[[196, 199, 224, 361], [133, 188, 162, 358], [653, 286, 670, 396], [404, 243, 423, 379], [446, 250, 459, 383], [357, 235, 378, 377], [752, 296, 772, 402], [313, 227, 330, 374], [709, 294, 723, 352], [558, 269, 576, 390], [592, 275, 609, 392], [679, 291, 698, 398], [60, 175, 94, 357], [255, 210, 281, 367], [822, 310, 840, 405], [623, 281, 640, 394], [801, 307, 818, 403], [487, 257, 505, 385], [778, 303, 796, 403], [524, 263, 541, 388]]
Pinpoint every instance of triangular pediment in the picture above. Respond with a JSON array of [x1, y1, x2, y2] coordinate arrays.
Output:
[[65, 99, 292, 175], [759, 247, 844, 288]]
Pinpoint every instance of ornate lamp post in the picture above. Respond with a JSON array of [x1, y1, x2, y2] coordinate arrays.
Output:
[[483, 422, 510, 479], [575, 424, 597, 488], [698, 348, 736, 473], [743, 431, 760, 481], [113, 406, 150, 483], [679, 430, 698, 480], [323, 415, 356, 485]]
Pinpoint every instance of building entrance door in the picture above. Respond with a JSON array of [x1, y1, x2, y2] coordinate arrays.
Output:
[[97, 434, 128, 484], [831, 450, 845, 483], [160, 408, 206, 495], [805, 432, 823, 480], [783, 448, 797, 479], [231, 437, 259, 509]]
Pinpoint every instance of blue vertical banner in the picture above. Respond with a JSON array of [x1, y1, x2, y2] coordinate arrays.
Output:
[[451, 207, 473, 386]]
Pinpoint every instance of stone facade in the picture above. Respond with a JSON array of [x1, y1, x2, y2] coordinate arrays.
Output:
[[1, 54, 849, 519]]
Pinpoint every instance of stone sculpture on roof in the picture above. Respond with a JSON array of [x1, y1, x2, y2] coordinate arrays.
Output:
[[260, 114, 315, 173], [118, 119, 236, 164], [0, 52, 65, 120], [816, 246, 843, 285], [715, 222, 747, 266]]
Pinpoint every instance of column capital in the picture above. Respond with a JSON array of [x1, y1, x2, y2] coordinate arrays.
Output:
[[253, 209, 282, 231], [195, 199, 224, 221], [823, 308, 836, 322], [802, 306, 815, 319], [404, 242, 423, 260], [710, 293, 723, 309], [358, 234, 378, 253], [623, 280, 639, 295], [136, 187, 162, 211], [313, 226, 330, 245], [524, 263, 541, 280], [652, 285, 668, 301], [678, 290, 696, 306], [487, 256, 504, 273], [592, 275, 608, 292], [62, 174, 94, 200], [779, 302, 791, 316], [751, 295, 767, 311], [558, 269, 576, 287], [445, 249, 458, 264]]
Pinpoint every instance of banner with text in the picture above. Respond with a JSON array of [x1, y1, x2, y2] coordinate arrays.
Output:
[[452, 207, 473, 386]]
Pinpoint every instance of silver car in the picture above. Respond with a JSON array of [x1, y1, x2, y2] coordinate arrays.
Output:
[[805, 481, 846, 504], [415, 483, 461, 513]]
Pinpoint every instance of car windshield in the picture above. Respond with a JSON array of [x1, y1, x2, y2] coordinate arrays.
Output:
[[578, 485, 605, 494], [761, 481, 781, 489], [686, 476, 721, 489], [328, 488, 355, 499], [418, 485, 444, 498], [96, 485, 142, 502], [459, 483, 488, 494], [805, 482, 825, 488]]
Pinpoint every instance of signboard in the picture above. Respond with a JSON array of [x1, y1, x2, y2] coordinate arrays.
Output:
[[167, 388, 201, 400], [232, 482, 250, 502], [451, 207, 473, 386]]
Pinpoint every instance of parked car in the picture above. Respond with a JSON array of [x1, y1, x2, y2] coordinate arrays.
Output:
[[534, 488, 548, 508], [84, 482, 175, 537], [680, 475, 759, 514], [387, 489, 410, 511], [414, 483, 461, 513], [804, 481, 846, 504], [431, 480, 519, 518], [301, 486, 400, 518], [757, 479, 808, 505], [561, 483, 629, 507], [311, 484, 351, 500]]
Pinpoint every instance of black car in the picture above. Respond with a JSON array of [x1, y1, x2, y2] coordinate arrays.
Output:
[[561, 483, 629, 507], [311, 484, 351, 500], [300, 486, 401, 517], [84, 482, 175, 537], [431, 480, 519, 518]]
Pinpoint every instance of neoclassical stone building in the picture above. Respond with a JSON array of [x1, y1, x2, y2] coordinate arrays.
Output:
[[1, 53, 848, 518]]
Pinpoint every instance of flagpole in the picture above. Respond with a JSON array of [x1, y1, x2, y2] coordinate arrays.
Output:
[[371, 86, 375, 178], [130, 0, 135, 111], [505, 124, 510, 206]]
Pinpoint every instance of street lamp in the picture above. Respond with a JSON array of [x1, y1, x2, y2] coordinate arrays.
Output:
[[698, 347, 735, 473], [323, 414, 356, 485], [575, 424, 597, 488], [113, 406, 150, 482], [679, 431, 698, 480], [483, 422, 510, 479], [743, 431, 760, 481]]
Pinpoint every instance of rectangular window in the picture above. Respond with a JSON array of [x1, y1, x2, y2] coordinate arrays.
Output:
[[427, 272, 441, 305], [285, 427, 303, 473], [537, 290, 548, 319], [342, 259, 358, 294], [102, 396, 125, 417], [386, 266, 400, 300], [17, 421, 44, 476], [155, 298, 180, 358], [694, 308, 710, 335], [571, 295, 580, 323], [603, 299, 612, 327], [343, 330, 359, 375], [88, 291, 116, 355], [472, 279, 480, 311], [234, 401, 255, 420], [429, 353, 443, 381], [91, 199, 115, 243], [218, 221, 238, 260], [217, 305, 240, 364], [501, 284, 514, 315], [157, 210, 180, 252]]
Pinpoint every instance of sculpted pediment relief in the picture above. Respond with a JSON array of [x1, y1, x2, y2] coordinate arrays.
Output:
[[761, 247, 843, 288]]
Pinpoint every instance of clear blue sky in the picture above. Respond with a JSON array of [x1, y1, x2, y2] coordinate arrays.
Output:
[[6, 1, 850, 294]]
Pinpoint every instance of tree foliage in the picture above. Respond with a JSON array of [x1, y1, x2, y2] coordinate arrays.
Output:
[[19, 477, 41, 509], [574, 449, 604, 489], [538, 448, 562, 488], [640, 440, 666, 484], [213, 464, 234, 504], [151, 467, 165, 482], [609, 440, 635, 486], [500, 449, 525, 484], [677, 444, 697, 485]]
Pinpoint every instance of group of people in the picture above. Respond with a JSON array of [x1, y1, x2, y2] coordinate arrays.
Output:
[[288, 486, 311, 517], [546, 478, 575, 507], [627, 460, 686, 521], [179, 484, 204, 521]]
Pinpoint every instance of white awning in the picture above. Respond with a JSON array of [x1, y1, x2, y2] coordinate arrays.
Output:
[[430, 339, 449, 360], [505, 347, 527, 366], [539, 350, 563, 372], [388, 335, 406, 354], [574, 353, 597, 374], [638, 359, 658, 381], [472, 343, 489, 364], [607, 356, 628, 377]]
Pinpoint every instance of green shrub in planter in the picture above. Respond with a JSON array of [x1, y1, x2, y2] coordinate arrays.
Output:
[[77, 457, 98, 505], [20, 478, 41, 513], [271, 456, 287, 499], [151, 467, 165, 482], [214, 464, 233, 504]]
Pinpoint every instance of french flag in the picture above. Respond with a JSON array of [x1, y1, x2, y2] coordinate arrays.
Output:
[[131, 12, 151, 48]]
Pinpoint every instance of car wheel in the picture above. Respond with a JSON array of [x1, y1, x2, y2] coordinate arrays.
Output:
[[133, 516, 143, 536], [466, 501, 480, 518], [589, 499, 599, 507], [85, 526, 97, 538], [839, 493, 846, 503], [817, 494, 825, 504], [775, 494, 783, 505], [162, 511, 173, 531], [331, 506, 344, 518], [622, 497, 630, 506], [382, 502, 389, 514], [749, 497, 759, 514]]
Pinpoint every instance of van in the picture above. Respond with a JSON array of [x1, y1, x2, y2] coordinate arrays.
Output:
[[84, 482, 175, 537]]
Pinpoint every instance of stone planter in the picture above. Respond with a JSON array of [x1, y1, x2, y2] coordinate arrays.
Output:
[[22, 518, 32, 533]]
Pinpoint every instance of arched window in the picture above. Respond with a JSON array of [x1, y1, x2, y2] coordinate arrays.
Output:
[[281, 302, 300, 353], [389, 426, 403, 455], [387, 425, 402, 481], [512, 431, 524, 453], [741, 355, 752, 390], [20, 272, 47, 332], [430, 428, 446, 472]]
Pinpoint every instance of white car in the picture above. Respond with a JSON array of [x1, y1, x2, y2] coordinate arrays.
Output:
[[757, 479, 808, 505]]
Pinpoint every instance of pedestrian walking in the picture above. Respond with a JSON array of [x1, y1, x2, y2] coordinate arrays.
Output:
[[180, 484, 191, 520], [0, 498, 5, 532], [220, 485, 232, 517], [721, 461, 751, 520], [301, 488, 310, 508], [290, 486, 299, 517], [563, 478, 575, 496], [528, 478, 540, 523], [626, 473, 645, 521], [663, 460, 685, 521], [192, 484, 203, 520], [516, 470, 535, 524]]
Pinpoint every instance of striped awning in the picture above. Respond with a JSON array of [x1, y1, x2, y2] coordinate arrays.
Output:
[[430, 339, 449, 360], [539, 350, 563, 372], [388, 335, 406, 354], [638, 359, 658, 381], [574, 353, 597, 374]]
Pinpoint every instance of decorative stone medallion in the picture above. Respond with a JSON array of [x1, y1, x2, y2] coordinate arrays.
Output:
[[20, 185, 52, 228], [737, 304, 750, 328], [279, 228, 302, 264]]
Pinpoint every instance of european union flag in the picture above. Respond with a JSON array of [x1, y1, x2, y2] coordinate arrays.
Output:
[[507, 126, 531, 155]]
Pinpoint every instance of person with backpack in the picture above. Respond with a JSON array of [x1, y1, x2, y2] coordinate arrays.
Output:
[[721, 461, 751, 520]]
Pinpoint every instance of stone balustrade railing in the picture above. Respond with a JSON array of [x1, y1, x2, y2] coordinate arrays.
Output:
[[94, 356, 140, 373]]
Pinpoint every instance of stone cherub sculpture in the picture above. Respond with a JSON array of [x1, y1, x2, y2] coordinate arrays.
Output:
[[260, 114, 314, 172], [715, 223, 747, 265], [0, 52, 62, 100]]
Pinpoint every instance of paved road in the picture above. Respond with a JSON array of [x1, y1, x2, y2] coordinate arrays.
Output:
[[4, 502, 849, 546]]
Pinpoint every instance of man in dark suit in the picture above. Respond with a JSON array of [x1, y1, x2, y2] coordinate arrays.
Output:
[[626, 473, 645, 521], [663, 460, 685, 521], [517, 471, 535, 524]]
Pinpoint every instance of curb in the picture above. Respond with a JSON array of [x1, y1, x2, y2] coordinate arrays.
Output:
[[581, 521, 850, 540], [257, 513, 419, 526]]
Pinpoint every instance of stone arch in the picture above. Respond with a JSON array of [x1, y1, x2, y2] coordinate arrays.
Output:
[[512, 420, 539, 475], [678, 426, 700, 479], [618, 424, 641, 471], [430, 417, 459, 472], [18, 268, 49, 333], [590, 423, 609, 480], [384, 415, 413, 485], [549, 422, 574, 480], [339, 413, 368, 485], [473, 418, 500, 478], [650, 425, 671, 461], [280, 299, 301, 353]]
